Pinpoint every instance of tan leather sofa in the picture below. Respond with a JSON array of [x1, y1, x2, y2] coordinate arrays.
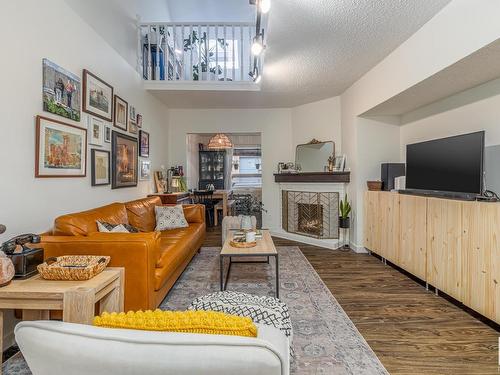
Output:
[[40, 196, 205, 311]]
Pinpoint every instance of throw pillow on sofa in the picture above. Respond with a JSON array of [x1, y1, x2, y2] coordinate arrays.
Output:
[[97, 221, 140, 233], [155, 205, 188, 231]]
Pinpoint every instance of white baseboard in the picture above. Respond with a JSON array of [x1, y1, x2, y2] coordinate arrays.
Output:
[[270, 229, 342, 250]]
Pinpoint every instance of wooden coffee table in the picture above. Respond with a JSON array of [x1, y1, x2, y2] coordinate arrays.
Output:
[[0, 267, 124, 367], [220, 230, 279, 298]]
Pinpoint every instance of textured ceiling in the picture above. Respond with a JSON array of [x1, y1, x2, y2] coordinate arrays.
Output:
[[153, 0, 451, 108]]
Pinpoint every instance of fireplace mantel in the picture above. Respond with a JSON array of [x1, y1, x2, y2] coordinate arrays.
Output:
[[274, 172, 350, 183]]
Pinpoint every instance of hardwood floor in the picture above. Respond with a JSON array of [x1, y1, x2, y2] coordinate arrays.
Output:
[[206, 226, 499, 375]]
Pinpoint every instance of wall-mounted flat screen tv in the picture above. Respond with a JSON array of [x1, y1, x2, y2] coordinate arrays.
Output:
[[406, 131, 484, 195]]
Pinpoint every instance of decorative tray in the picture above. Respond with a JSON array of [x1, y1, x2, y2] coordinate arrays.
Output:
[[229, 240, 257, 248], [37, 255, 110, 281]]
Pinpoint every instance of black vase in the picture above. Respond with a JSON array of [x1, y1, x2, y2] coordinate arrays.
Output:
[[339, 216, 350, 229]]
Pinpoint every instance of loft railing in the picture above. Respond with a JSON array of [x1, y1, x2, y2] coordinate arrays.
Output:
[[138, 22, 262, 84]]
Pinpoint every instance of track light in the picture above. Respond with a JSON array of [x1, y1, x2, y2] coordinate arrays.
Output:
[[260, 0, 271, 13], [251, 37, 264, 56]]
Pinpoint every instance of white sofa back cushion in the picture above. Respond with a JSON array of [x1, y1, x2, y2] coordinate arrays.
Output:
[[15, 321, 289, 375]]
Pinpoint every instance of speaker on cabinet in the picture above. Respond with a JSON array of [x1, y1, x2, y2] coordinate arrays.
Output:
[[381, 163, 406, 191]]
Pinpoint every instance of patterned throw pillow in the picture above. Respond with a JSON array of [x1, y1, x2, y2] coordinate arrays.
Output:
[[189, 291, 293, 340], [96, 221, 140, 233], [155, 205, 188, 231]]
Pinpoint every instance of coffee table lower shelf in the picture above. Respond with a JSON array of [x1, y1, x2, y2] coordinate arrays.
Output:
[[219, 253, 279, 298]]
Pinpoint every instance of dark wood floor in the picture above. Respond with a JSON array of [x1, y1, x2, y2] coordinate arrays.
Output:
[[207, 227, 499, 375]]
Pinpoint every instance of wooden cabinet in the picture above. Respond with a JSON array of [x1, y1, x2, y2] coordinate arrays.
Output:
[[426, 198, 463, 301], [399, 195, 427, 280], [364, 191, 500, 323], [379, 192, 400, 263], [462, 202, 500, 323], [364, 191, 381, 253]]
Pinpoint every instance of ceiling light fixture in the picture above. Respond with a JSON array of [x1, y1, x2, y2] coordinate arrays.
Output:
[[207, 133, 233, 149], [251, 36, 264, 56], [260, 0, 271, 14]]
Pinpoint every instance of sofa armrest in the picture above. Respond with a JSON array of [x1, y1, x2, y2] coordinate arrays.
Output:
[[40, 232, 161, 311]]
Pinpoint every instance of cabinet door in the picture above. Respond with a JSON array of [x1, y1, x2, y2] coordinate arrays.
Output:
[[399, 194, 427, 280], [426, 198, 463, 301], [379, 192, 400, 263], [364, 191, 380, 253], [462, 202, 500, 323]]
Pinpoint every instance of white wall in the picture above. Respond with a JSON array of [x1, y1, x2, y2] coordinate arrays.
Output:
[[291, 97, 342, 152], [340, 0, 500, 248], [0, 0, 170, 349], [168, 109, 293, 231], [0, 0, 170, 239], [400, 79, 500, 157]]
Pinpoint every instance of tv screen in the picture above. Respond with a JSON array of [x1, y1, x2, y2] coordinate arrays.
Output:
[[406, 131, 484, 195]]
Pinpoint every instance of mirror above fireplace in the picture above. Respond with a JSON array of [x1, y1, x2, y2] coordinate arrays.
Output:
[[295, 140, 334, 172]]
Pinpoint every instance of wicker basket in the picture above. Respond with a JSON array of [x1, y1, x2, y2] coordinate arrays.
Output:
[[367, 180, 383, 191], [37, 256, 110, 281]]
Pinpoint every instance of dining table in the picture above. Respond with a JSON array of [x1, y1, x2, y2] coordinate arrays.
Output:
[[191, 189, 233, 218]]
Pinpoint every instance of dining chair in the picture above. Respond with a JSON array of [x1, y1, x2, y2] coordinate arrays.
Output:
[[192, 190, 217, 226]]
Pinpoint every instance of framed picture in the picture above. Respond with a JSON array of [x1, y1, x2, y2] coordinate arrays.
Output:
[[136, 114, 143, 128], [113, 95, 128, 131], [129, 105, 136, 124], [87, 116, 104, 146], [139, 130, 150, 157], [111, 131, 138, 189], [35, 115, 87, 177], [334, 155, 346, 172], [83, 69, 113, 122], [140, 159, 151, 180], [129, 122, 138, 135], [42, 59, 81, 122], [104, 126, 111, 143], [91, 149, 110, 186]]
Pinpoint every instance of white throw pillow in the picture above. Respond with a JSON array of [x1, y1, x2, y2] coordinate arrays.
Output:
[[155, 205, 189, 231]]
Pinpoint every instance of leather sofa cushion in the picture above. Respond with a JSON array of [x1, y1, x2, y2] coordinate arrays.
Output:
[[54, 203, 128, 236], [125, 196, 162, 232], [156, 224, 205, 269]]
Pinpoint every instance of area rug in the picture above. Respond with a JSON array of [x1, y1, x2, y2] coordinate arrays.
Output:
[[3, 246, 388, 375], [160, 246, 388, 375]]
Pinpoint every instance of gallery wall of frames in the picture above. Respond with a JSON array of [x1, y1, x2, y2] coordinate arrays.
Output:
[[39, 59, 151, 188]]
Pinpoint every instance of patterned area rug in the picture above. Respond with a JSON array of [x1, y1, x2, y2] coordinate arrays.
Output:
[[161, 246, 388, 375], [3, 246, 387, 375]]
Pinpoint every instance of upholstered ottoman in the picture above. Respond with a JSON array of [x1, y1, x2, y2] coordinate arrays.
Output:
[[189, 291, 293, 342]]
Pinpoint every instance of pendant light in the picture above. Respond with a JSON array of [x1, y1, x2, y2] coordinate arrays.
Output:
[[208, 133, 233, 149]]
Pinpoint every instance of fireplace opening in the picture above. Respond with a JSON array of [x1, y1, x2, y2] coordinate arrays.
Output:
[[282, 191, 339, 239], [297, 203, 323, 237]]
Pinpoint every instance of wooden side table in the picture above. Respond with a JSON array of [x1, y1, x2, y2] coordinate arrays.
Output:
[[0, 267, 124, 365]]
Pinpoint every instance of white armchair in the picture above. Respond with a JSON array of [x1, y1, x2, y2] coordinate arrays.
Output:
[[15, 320, 290, 375]]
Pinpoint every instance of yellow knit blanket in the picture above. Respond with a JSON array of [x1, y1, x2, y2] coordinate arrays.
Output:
[[93, 310, 258, 338]]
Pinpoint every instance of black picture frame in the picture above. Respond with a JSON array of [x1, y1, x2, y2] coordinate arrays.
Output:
[[91, 149, 110, 186], [139, 130, 150, 157], [111, 131, 138, 189]]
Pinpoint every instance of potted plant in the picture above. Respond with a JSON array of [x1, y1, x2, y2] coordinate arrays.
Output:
[[339, 194, 351, 229], [183, 31, 228, 81]]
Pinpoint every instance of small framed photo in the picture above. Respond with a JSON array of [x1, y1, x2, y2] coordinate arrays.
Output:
[[136, 114, 143, 128], [104, 126, 111, 143], [82, 70, 113, 122], [35, 115, 87, 177], [91, 149, 110, 186], [87, 116, 104, 146], [140, 159, 151, 180], [113, 95, 128, 131], [334, 155, 346, 172], [139, 130, 149, 157], [129, 105, 136, 124], [129, 122, 138, 135]]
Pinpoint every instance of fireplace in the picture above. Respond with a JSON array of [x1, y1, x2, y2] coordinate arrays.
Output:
[[282, 191, 339, 239]]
